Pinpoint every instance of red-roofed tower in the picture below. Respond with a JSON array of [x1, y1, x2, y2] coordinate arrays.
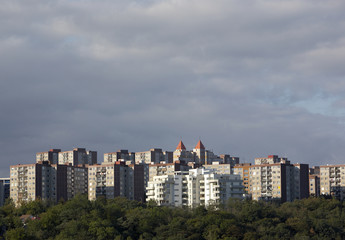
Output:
[[193, 140, 206, 164]]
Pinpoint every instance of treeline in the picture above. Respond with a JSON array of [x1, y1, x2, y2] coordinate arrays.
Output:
[[1, 196, 345, 240]]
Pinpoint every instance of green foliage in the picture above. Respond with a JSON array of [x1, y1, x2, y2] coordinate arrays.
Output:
[[1, 197, 345, 239]]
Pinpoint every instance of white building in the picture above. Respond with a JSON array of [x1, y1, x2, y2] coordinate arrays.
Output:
[[146, 168, 243, 207]]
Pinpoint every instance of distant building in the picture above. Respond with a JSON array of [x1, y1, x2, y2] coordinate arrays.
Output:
[[204, 162, 232, 175], [247, 155, 309, 202], [59, 148, 97, 166], [320, 165, 345, 200], [233, 163, 252, 194], [309, 166, 320, 197], [87, 162, 145, 202], [0, 178, 10, 206], [135, 148, 172, 164], [173, 140, 237, 166], [146, 168, 243, 207], [173, 141, 195, 163], [36, 149, 61, 164], [148, 161, 190, 183], [10, 162, 88, 205], [104, 150, 135, 164], [220, 154, 240, 166]]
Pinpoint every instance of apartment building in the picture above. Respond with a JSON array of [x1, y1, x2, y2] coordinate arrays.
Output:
[[204, 162, 232, 175], [87, 161, 145, 202], [59, 148, 97, 166], [104, 150, 135, 164], [0, 178, 10, 206], [148, 161, 190, 182], [10, 162, 88, 205], [173, 141, 195, 163], [249, 156, 309, 202], [36, 149, 61, 164], [320, 165, 345, 200], [309, 166, 320, 197], [135, 148, 173, 164], [146, 168, 243, 207], [193, 140, 206, 164], [233, 163, 251, 194], [220, 155, 240, 166], [309, 174, 320, 197]]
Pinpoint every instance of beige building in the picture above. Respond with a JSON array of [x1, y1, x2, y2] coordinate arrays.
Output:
[[233, 163, 251, 194], [135, 148, 172, 164], [173, 140, 236, 166], [249, 155, 309, 202], [320, 165, 345, 200], [59, 148, 97, 166], [148, 161, 190, 183], [36, 149, 61, 164], [104, 149, 135, 164], [87, 161, 145, 202], [204, 162, 232, 175], [10, 162, 88, 205], [173, 141, 195, 163], [309, 174, 320, 197]]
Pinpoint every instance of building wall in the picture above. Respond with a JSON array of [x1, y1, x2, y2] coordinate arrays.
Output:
[[233, 163, 251, 194], [88, 162, 144, 202], [10, 162, 88, 205], [146, 168, 243, 207], [320, 165, 345, 200], [248, 160, 309, 202], [58, 148, 97, 166], [0, 178, 10, 206]]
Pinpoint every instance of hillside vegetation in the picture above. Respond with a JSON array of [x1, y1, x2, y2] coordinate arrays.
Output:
[[0, 196, 344, 240]]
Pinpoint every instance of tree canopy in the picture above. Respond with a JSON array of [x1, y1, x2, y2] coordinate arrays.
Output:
[[1, 196, 345, 240]]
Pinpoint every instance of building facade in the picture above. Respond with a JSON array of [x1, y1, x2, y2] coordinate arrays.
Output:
[[10, 162, 88, 205], [249, 156, 309, 202], [0, 178, 10, 206], [104, 150, 135, 164], [233, 163, 252, 194], [59, 148, 97, 166], [87, 162, 145, 202], [36, 149, 61, 164], [146, 168, 243, 207], [320, 165, 345, 200]]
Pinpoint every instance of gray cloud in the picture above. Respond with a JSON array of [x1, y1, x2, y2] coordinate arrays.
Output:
[[1, 0, 345, 176]]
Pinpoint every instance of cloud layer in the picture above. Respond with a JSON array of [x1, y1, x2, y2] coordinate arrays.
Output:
[[1, 0, 345, 175]]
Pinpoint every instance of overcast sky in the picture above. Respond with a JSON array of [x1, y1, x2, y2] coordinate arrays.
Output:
[[1, 0, 345, 176]]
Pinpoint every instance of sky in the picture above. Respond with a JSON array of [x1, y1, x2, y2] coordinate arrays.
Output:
[[1, 0, 345, 176]]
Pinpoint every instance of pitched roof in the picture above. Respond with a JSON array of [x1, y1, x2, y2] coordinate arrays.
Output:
[[195, 140, 205, 150], [176, 140, 186, 150]]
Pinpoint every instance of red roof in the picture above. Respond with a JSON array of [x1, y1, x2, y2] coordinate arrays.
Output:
[[195, 140, 205, 150], [176, 140, 186, 150]]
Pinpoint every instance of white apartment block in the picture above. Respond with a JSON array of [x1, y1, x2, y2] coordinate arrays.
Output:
[[320, 165, 345, 200], [146, 168, 243, 207]]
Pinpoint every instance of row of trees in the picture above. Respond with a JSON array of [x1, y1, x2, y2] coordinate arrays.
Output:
[[1, 196, 345, 240]]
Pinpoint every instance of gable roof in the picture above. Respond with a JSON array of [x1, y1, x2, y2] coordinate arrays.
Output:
[[195, 140, 205, 150], [176, 140, 186, 150]]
